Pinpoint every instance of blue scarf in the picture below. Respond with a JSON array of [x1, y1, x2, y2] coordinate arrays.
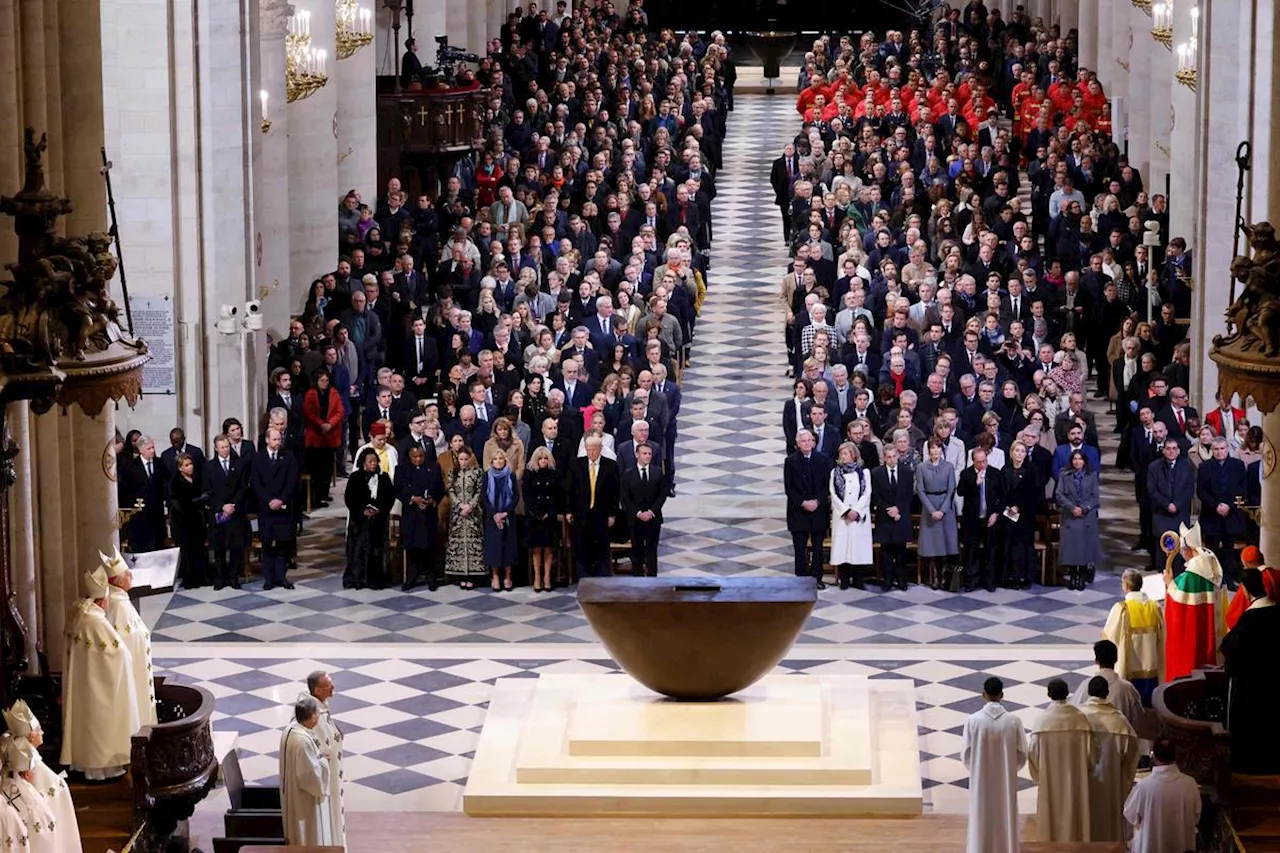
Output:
[[486, 466, 515, 511], [833, 462, 864, 502]]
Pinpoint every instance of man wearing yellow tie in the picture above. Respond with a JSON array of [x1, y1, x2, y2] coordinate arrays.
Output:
[[566, 436, 621, 578]]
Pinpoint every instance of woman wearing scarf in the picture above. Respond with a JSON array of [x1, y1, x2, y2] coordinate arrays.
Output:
[[917, 438, 959, 591], [1056, 450, 1103, 590], [395, 445, 446, 592], [482, 417, 526, 478], [828, 442, 873, 590], [445, 445, 485, 590], [481, 449, 521, 591], [343, 448, 394, 590], [168, 453, 210, 589], [1000, 440, 1042, 589], [303, 368, 344, 510]]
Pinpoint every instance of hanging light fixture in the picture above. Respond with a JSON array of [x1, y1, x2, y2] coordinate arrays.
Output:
[[335, 0, 374, 60], [286, 8, 329, 102]]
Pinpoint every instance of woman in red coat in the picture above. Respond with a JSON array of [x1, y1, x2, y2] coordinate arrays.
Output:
[[474, 151, 504, 209], [303, 367, 345, 509]]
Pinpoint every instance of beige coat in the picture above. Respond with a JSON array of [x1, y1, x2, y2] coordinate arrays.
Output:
[[1027, 700, 1096, 842], [1080, 697, 1141, 843]]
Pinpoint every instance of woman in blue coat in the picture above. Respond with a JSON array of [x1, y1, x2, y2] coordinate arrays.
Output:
[[481, 448, 521, 591], [1056, 450, 1104, 590]]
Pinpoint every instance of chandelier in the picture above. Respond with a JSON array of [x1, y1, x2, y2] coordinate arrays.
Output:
[[335, 0, 373, 60], [1151, 0, 1173, 48], [286, 9, 329, 103], [1175, 7, 1198, 91]]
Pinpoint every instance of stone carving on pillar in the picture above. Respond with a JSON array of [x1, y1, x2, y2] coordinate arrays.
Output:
[[1211, 221, 1280, 410], [0, 127, 150, 710], [261, 0, 294, 38]]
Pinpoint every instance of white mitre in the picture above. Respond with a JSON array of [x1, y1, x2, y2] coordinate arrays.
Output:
[[99, 547, 129, 580], [82, 567, 109, 600], [2, 700, 39, 739]]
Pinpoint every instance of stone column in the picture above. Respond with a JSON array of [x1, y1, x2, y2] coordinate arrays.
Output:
[[35, 414, 72, 668], [258, 0, 293, 342], [420, 0, 447, 64], [1167, 0, 1198, 245], [17, 0, 47, 153], [1146, 32, 1173, 193], [0, 0, 19, 264], [1078, 0, 1098, 71], [1126, 5, 1152, 177], [7, 403, 39, 671], [445, 0, 468, 53], [466, 0, 486, 54], [55, 0, 105, 235], [336, 25, 376, 206], [287, 0, 338, 310], [70, 408, 119, 585], [1190, 0, 1245, 411], [487, 0, 504, 46]]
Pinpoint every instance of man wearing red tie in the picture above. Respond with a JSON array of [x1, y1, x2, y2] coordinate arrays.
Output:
[[1157, 387, 1199, 439]]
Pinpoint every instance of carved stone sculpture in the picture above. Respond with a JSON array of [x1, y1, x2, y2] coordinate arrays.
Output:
[[1211, 220, 1280, 412]]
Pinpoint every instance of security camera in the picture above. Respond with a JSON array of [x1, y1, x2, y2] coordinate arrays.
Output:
[[244, 300, 264, 331], [217, 304, 239, 335]]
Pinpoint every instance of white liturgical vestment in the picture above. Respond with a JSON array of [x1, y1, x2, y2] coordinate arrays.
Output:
[[961, 701, 1027, 853], [0, 736, 80, 853], [297, 691, 344, 848], [1027, 700, 1095, 842], [59, 600, 141, 776], [0, 796, 29, 851], [106, 586, 157, 727], [279, 723, 333, 847], [0, 773, 61, 853], [1123, 763, 1201, 853], [1080, 697, 1140, 843]]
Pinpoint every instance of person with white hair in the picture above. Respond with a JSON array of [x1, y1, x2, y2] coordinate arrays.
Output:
[[1103, 568, 1166, 706], [280, 695, 334, 846]]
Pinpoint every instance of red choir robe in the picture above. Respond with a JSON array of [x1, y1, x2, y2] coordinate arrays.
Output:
[[1165, 549, 1228, 680], [1225, 566, 1280, 630]]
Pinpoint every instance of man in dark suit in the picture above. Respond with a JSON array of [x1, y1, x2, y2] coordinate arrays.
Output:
[[402, 317, 440, 396], [267, 367, 305, 449], [1157, 386, 1199, 440], [1130, 411, 1163, 556], [159, 427, 206, 483], [1197, 438, 1248, 587], [652, 364, 681, 496], [205, 434, 251, 590], [871, 446, 914, 591], [809, 406, 840, 459], [553, 357, 594, 415], [1148, 436, 1195, 571], [956, 449, 1005, 591], [566, 436, 621, 578], [1052, 391, 1100, 447], [620, 442, 666, 577], [364, 386, 398, 440], [770, 142, 801, 242], [558, 328, 600, 381], [784, 430, 832, 590], [119, 435, 168, 552], [616, 420, 666, 475], [250, 427, 298, 590], [527, 416, 574, 471], [999, 279, 1034, 327]]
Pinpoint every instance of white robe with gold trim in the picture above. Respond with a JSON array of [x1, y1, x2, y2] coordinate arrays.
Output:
[[106, 587, 157, 727], [279, 723, 333, 847], [0, 737, 80, 853], [58, 600, 141, 775], [0, 773, 64, 853], [297, 692, 344, 848]]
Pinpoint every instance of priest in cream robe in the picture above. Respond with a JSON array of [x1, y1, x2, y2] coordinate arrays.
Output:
[[1123, 737, 1201, 853], [0, 788, 29, 852], [1102, 568, 1165, 706], [2, 701, 80, 852], [59, 569, 141, 780], [1079, 676, 1140, 844], [101, 549, 157, 727], [1027, 679, 1094, 843], [1071, 639, 1144, 732], [1, 735, 63, 853], [961, 677, 1027, 853], [300, 671, 344, 848], [280, 696, 333, 847]]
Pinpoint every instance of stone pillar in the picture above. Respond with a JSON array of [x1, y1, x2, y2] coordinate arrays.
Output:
[[17, 0, 48, 152], [0, 0, 18, 263], [55, 0, 105, 235], [70, 408, 119, 585], [1167, 0, 1198, 246], [287, 0, 338, 310], [445, 0, 468, 53], [336, 27, 376, 206], [1078, 0, 1098, 71], [7, 403, 39, 671], [1261, 410, 1280, 560], [35, 414, 72, 668], [466, 0, 486, 54], [420, 0, 447, 65], [1147, 34, 1173, 194], [487, 0, 504, 46], [1190, 0, 1245, 411], [258, 0, 293, 343], [1126, 6, 1152, 177]]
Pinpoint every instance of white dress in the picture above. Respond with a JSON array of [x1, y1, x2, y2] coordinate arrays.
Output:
[[106, 587, 157, 727], [961, 701, 1028, 853], [279, 723, 333, 847], [59, 600, 141, 777], [828, 468, 872, 565]]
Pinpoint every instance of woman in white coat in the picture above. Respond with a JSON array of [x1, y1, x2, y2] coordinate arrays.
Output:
[[829, 442, 873, 590]]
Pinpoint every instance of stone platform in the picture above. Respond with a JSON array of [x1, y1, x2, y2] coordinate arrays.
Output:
[[463, 673, 923, 817]]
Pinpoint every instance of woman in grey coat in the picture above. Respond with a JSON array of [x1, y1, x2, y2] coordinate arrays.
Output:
[[916, 438, 958, 590], [1056, 450, 1104, 590]]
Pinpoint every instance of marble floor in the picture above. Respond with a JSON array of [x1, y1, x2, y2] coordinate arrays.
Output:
[[153, 95, 1144, 821]]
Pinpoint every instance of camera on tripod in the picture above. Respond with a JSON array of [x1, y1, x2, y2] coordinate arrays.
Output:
[[431, 34, 478, 86]]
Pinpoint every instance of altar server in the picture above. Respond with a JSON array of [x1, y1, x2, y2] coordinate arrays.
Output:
[[280, 696, 334, 846], [1027, 679, 1094, 843], [1124, 738, 1201, 853], [1079, 676, 1140, 844], [2, 701, 80, 851], [101, 548, 157, 726], [59, 568, 140, 780], [1102, 568, 1165, 706], [961, 677, 1027, 853], [0, 736, 62, 853], [300, 672, 344, 847]]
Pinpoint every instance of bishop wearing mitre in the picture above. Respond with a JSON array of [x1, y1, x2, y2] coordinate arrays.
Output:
[[100, 548, 157, 726], [1165, 521, 1229, 680], [1, 734, 64, 853], [59, 568, 141, 780], [2, 701, 80, 851], [300, 672, 344, 848], [279, 696, 334, 846]]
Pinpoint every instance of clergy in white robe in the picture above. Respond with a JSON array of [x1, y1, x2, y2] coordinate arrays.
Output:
[[1071, 639, 1145, 733], [0, 792, 29, 852], [59, 569, 141, 780], [0, 736, 64, 853], [1079, 676, 1141, 844], [101, 549, 157, 727], [2, 701, 80, 852], [961, 677, 1028, 853], [1027, 679, 1094, 843], [1102, 569, 1166, 706], [280, 696, 333, 847], [301, 671, 344, 848], [1123, 738, 1201, 853]]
